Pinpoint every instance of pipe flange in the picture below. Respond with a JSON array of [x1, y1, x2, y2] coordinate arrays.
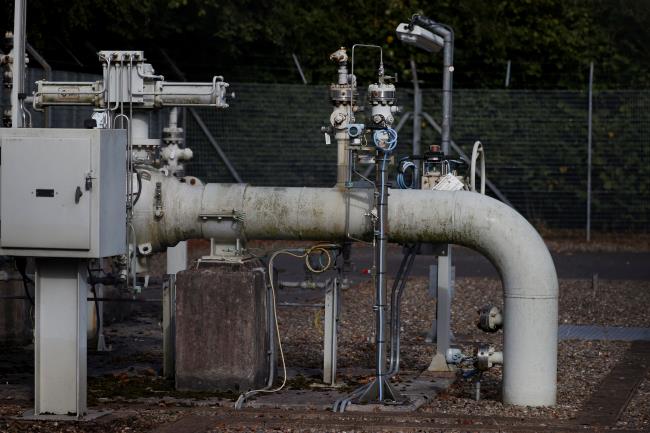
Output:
[[477, 304, 503, 333], [330, 85, 356, 104], [368, 83, 396, 105], [475, 344, 503, 371]]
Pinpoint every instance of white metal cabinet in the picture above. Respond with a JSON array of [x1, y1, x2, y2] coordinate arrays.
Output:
[[0, 128, 126, 258]]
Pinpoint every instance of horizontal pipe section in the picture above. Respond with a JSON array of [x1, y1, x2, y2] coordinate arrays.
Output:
[[133, 172, 558, 406]]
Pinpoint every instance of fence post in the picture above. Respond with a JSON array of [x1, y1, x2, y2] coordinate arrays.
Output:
[[587, 62, 594, 241], [410, 59, 422, 182]]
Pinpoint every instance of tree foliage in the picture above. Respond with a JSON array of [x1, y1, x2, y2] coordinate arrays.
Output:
[[1, 0, 649, 88]]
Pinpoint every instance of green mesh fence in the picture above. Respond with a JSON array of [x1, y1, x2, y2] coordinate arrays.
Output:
[[185, 84, 649, 231]]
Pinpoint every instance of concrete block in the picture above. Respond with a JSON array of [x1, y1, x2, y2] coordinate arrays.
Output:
[[175, 262, 269, 392]]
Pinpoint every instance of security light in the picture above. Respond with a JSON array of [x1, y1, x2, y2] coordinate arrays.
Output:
[[395, 23, 444, 53]]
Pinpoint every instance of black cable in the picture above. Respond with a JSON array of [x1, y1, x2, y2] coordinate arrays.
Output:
[[87, 266, 102, 341], [132, 170, 143, 206], [15, 257, 34, 306]]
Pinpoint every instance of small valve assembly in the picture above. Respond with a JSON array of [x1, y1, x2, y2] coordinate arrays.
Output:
[[477, 304, 503, 333]]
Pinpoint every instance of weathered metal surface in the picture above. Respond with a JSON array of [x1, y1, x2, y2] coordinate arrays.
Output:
[[134, 177, 559, 406], [174, 262, 269, 392], [576, 340, 650, 426]]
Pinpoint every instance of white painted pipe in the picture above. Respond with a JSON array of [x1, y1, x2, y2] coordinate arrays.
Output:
[[133, 172, 558, 406]]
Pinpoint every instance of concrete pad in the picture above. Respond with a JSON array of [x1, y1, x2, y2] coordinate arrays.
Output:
[[346, 372, 455, 413], [243, 370, 455, 412], [19, 409, 110, 421]]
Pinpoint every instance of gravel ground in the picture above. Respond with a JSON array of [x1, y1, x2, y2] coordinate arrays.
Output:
[[1, 275, 647, 432], [279, 277, 637, 420], [618, 368, 650, 430]]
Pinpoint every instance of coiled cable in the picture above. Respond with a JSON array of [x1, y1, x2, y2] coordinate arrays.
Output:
[[373, 128, 398, 153], [396, 158, 416, 189]]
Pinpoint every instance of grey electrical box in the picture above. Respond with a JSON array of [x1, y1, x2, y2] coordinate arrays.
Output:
[[0, 128, 127, 258]]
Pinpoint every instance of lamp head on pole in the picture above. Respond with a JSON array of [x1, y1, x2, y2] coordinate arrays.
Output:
[[395, 23, 444, 53]]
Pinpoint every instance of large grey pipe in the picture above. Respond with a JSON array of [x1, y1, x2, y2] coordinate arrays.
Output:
[[133, 173, 558, 406]]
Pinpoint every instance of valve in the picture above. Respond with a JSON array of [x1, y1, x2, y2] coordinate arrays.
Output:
[[475, 344, 503, 371], [477, 304, 503, 333]]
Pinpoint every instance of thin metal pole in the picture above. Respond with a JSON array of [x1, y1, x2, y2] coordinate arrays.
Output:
[[10, 0, 26, 128], [587, 62, 593, 242], [292, 53, 308, 85], [410, 16, 454, 156], [374, 154, 389, 400], [26, 42, 51, 127], [410, 59, 422, 182], [440, 34, 453, 155], [159, 48, 243, 183], [505, 60, 511, 88]]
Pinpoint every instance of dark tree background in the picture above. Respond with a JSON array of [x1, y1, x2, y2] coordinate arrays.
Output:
[[1, 0, 649, 88]]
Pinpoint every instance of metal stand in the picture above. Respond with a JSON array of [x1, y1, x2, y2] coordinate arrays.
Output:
[[428, 249, 455, 371], [356, 152, 403, 404], [323, 278, 339, 385], [166, 241, 187, 275], [34, 258, 88, 417], [163, 242, 185, 378], [196, 238, 254, 267], [162, 274, 176, 379]]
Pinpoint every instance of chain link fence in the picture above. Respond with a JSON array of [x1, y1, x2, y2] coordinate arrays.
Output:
[[186, 84, 649, 232], [2, 71, 648, 232]]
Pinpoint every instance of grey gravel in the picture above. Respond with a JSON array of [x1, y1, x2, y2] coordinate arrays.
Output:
[[617, 369, 650, 430], [276, 276, 642, 420], [1, 272, 647, 431]]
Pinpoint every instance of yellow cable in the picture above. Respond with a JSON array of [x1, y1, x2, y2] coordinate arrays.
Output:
[[236, 243, 340, 407]]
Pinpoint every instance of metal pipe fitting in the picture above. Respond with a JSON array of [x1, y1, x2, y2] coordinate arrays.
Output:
[[477, 304, 503, 333]]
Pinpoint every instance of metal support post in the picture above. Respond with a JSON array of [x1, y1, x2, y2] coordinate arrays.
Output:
[[411, 15, 453, 155], [411, 59, 422, 181], [428, 248, 454, 371], [586, 62, 593, 242], [323, 278, 339, 385], [166, 241, 188, 275], [10, 0, 26, 128], [163, 239, 185, 378], [162, 274, 176, 378], [33, 258, 88, 417], [357, 153, 402, 403]]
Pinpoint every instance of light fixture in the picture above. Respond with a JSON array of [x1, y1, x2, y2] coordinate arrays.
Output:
[[395, 23, 444, 53]]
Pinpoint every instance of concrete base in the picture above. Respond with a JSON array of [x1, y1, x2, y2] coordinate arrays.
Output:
[[428, 353, 454, 372], [20, 409, 109, 421], [244, 370, 455, 412], [175, 262, 269, 393]]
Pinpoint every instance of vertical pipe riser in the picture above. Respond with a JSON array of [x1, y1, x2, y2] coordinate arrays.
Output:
[[503, 296, 558, 406]]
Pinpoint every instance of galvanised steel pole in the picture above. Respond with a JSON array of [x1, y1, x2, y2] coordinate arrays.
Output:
[[11, 0, 26, 128], [587, 62, 593, 242]]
